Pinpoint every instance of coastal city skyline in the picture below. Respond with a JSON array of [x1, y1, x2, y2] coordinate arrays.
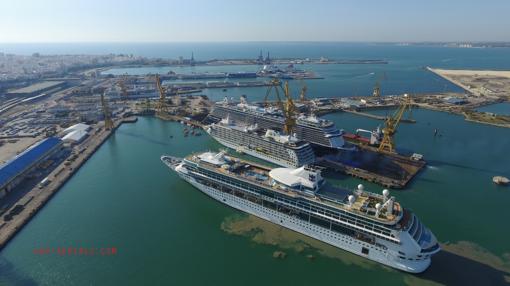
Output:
[[1, 0, 510, 43]]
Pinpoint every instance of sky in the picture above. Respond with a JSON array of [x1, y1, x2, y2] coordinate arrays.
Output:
[[0, 0, 509, 43]]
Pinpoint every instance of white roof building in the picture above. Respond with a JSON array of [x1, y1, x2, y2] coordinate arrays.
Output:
[[62, 123, 90, 134], [62, 129, 88, 143], [269, 166, 323, 191]]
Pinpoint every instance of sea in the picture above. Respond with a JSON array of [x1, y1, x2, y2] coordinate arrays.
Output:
[[0, 42, 509, 286]]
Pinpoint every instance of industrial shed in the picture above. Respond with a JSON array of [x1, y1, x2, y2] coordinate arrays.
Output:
[[0, 137, 63, 197]]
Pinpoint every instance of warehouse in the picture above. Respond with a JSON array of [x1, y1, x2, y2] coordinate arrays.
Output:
[[7, 81, 66, 97], [0, 137, 63, 198], [62, 130, 88, 144]]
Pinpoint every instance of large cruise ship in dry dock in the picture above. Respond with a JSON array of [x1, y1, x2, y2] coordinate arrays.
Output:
[[206, 115, 315, 168], [206, 97, 345, 149], [161, 151, 440, 273]]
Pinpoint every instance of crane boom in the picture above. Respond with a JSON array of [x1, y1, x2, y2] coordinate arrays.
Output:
[[101, 92, 113, 130], [155, 74, 168, 115], [377, 94, 412, 153], [264, 79, 297, 135]]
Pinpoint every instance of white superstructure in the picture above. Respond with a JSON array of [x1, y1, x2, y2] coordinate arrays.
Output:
[[206, 115, 315, 168], [207, 97, 345, 149], [161, 152, 440, 273]]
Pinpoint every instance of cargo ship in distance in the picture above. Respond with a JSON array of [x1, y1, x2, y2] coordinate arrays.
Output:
[[206, 115, 316, 168], [206, 97, 346, 149], [161, 151, 440, 273]]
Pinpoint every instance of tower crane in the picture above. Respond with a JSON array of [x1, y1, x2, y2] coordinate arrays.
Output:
[[118, 75, 129, 100], [372, 81, 381, 97], [264, 79, 297, 135], [100, 92, 114, 130], [299, 79, 308, 103], [155, 74, 169, 116], [373, 72, 387, 97], [377, 94, 412, 153]]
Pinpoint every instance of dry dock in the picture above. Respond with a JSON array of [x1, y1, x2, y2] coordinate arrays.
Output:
[[317, 146, 426, 189]]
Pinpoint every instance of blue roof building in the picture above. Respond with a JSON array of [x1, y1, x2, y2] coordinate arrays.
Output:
[[445, 97, 468, 105], [0, 137, 63, 192]]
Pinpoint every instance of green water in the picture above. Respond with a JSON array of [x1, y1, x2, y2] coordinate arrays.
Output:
[[1, 110, 509, 285]]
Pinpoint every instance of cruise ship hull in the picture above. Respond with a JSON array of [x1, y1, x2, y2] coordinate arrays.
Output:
[[207, 105, 345, 149], [168, 162, 431, 273], [213, 136, 294, 168], [207, 125, 315, 168]]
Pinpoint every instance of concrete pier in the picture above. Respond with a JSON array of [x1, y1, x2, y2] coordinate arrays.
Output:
[[0, 117, 137, 250]]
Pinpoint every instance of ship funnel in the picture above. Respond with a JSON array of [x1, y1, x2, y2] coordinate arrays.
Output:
[[240, 94, 247, 104], [375, 203, 382, 217], [348, 195, 356, 207], [383, 189, 390, 201], [387, 198, 394, 214]]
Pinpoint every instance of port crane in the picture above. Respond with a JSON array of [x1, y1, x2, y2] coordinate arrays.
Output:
[[372, 72, 387, 97], [355, 127, 382, 145], [264, 78, 297, 135], [377, 94, 412, 153], [299, 79, 307, 103], [100, 92, 114, 130], [155, 74, 169, 116], [118, 75, 129, 100], [143, 98, 152, 114], [372, 81, 381, 97]]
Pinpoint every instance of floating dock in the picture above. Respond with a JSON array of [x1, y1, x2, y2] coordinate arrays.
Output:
[[316, 146, 426, 189]]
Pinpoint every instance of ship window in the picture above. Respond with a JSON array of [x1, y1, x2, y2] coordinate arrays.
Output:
[[361, 247, 369, 255], [297, 211, 309, 221], [331, 223, 355, 236], [264, 200, 276, 210], [310, 215, 330, 229]]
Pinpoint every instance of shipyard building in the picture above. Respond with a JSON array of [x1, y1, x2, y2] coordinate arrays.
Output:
[[0, 137, 63, 198]]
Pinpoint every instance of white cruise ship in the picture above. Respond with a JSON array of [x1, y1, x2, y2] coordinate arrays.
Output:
[[206, 115, 315, 168], [161, 151, 440, 273], [205, 97, 345, 149]]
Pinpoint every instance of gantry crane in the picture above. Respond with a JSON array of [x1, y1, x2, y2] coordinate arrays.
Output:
[[378, 94, 412, 153], [264, 79, 297, 135], [101, 92, 114, 130], [155, 74, 169, 116], [264, 78, 285, 110]]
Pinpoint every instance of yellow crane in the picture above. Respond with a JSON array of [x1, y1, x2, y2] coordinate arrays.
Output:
[[299, 79, 307, 103], [100, 92, 114, 130], [118, 75, 129, 100], [264, 79, 297, 135], [372, 81, 381, 97], [378, 94, 412, 153], [143, 98, 151, 114], [373, 72, 387, 97], [155, 74, 168, 116]]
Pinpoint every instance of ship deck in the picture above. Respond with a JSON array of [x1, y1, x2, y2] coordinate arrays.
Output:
[[214, 122, 310, 148], [187, 154, 401, 224]]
